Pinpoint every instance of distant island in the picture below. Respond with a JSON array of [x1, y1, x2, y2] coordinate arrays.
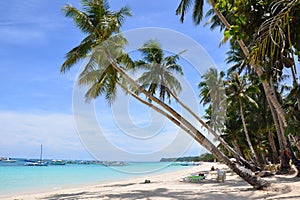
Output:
[[160, 153, 215, 162]]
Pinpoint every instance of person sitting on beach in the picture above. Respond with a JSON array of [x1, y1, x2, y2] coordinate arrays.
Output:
[[211, 166, 215, 171], [198, 172, 205, 179]]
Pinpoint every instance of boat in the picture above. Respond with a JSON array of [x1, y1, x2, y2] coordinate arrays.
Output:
[[101, 161, 126, 166], [50, 160, 65, 165], [180, 162, 200, 166], [0, 157, 16, 163], [25, 145, 48, 166], [25, 160, 48, 166]]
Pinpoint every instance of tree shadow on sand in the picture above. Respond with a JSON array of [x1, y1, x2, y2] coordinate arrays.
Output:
[[41, 184, 294, 200], [41, 175, 300, 200]]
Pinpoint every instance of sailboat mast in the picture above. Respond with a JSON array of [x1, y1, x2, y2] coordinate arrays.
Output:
[[40, 144, 43, 161]]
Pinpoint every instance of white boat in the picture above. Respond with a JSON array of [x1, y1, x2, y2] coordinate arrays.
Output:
[[50, 160, 65, 165], [180, 162, 200, 166], [101, 161, 126, 166], [25, 160, 48, 166], [0, 157, 16, 163], [25, 145, 48, 166]]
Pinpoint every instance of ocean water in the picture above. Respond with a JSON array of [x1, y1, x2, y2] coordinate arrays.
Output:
[[0, 159, 189, 197]]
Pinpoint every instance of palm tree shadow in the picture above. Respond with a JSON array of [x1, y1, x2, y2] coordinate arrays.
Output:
[[41, 181, 292, 200], [41, 186, 289, 200]]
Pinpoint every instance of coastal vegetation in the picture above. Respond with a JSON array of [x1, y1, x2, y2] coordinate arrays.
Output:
[[61, 0, 300, 190], [160, 153, 215, 162]]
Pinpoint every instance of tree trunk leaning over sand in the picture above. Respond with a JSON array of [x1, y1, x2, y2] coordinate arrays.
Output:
[[104, 48, 270, 189], [167, 87, 261, 171], [61, 0, 270, 189]]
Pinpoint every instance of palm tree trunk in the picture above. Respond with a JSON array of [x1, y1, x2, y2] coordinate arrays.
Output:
[[106, 53, 269, 189], [287, 134, 300, 176], [267, 97, 282, 152], [118, 83, 192, 135], [239, 99, 260, 166], [290, 135, 300, 152], [258, 140, 267, 166], [268, 80, 291, 173], [265, 92, 289, 169], [167, 88, 260, 171], [270, 79, 288, 148], [286, 136, 300, 177], [207, 0, 287, 128], [207, 0, 293, 173], [233, 139, 244, 158], [267, 130, 279, 164]]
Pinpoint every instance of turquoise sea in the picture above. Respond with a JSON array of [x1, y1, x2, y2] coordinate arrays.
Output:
[[0, 159, 189, 197]]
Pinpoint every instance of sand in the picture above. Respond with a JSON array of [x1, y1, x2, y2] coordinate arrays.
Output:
[[5, 162, 300, 200]]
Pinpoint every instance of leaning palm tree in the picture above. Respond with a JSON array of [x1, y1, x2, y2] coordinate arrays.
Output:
[[135, 41, 260, 171], [61, 0, 270, 189]]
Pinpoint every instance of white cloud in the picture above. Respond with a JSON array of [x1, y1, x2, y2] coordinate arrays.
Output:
[[0, 110, 90, 160], [71, 83, 205, 161]]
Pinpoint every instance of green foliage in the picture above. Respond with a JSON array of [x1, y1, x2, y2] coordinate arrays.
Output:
[[61, 0, 132, 73], [61, 0, 132, 104], [176, 0, 204, 25], [160, 153, 215, 162], [134, 39, 184, 103], [198, 68, 227, 132]]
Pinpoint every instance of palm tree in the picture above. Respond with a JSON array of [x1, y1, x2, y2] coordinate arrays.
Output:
[[77, 34, 136, 104], [176, 0, 288, 134], [198, 68, 261, 171], [198, 68, 226, 132], [83, 38, 269, 189], [61, 0, 270, 189], [136, 43, 260, 171], [135, 40, 261, 171], [135, 39, 184, 103], [61, 0, 132, 73], [175, 0, 300, 174], [226, 73, 260, 165], [222, 109, 247, 159]]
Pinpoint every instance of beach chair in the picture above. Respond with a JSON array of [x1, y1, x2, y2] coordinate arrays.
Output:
[[216, 170, 226, 182], [183, 175, 204, 183]]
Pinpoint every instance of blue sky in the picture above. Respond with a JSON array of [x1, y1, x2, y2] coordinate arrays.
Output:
[[0, 0, 229, 161]]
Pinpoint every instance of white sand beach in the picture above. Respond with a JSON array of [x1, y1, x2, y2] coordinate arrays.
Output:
[[6, 162, 300, 200]]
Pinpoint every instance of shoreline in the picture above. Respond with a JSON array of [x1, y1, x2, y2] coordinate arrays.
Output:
[[5, 162, 300, 200], [1, 163, 197, 199]]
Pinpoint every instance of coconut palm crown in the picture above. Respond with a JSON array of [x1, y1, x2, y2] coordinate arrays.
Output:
[[61, 0, 132, 73], [134, 39, 185, 103]]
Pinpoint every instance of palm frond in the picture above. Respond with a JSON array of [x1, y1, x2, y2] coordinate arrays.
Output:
[[61, 38, 94, 73], [193, 0, 204, 25], [62, 4, 94, 34], [176, 0, 193, 23], [138, 40, 163, 63], [116, 6, 132, 27], [251, 0, 298, 66]]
